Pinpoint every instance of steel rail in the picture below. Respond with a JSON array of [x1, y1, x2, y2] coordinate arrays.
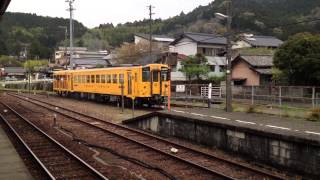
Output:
[[0, 100, 108, 180], [9, 93, 235, 179], [11, 93, 286, 179]]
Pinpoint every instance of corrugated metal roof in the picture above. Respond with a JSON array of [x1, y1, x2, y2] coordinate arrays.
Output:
[[255, 68, 273, 75], [135, 33, 174, 42]]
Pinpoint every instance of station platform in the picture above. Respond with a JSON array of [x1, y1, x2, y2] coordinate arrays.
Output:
[[169, 107, 320, 142], [0, 125, 33, 180]]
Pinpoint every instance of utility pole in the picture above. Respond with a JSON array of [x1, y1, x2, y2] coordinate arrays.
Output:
[[225, 0, 233, 112], [147, 5, 155, 57], [66, 0, 75, 68]]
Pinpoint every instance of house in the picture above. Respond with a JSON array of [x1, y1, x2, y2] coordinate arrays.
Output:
[[3, 67, 26, 81], [232, 55, 274, 86], [233, 34, 283, 49], [70, 57, 111, 69], [55, 47, 110, 69], [156, 53, 188, 81], [170, 32, 227, 56], [134, 33, 174, 51]]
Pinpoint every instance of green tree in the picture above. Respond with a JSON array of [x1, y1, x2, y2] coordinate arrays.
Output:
[[180, 53, 210, 82], [24, 60, 48, 72], [0, 56, 22, 67], [274, 33, 320, 86]]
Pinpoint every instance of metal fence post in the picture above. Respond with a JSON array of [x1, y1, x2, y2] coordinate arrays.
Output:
[[312, 87, 315, 109], [208, 83, 212, 108], [279, 86, 282, 107], [251, 86, 254, 105]]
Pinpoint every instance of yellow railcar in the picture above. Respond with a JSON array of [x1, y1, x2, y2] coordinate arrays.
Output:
[[53, 64, 170, 105]]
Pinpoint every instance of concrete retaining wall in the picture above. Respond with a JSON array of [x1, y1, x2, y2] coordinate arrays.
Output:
[[124, 112, 320, 178]]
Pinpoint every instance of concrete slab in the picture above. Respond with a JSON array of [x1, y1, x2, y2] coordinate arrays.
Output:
[[0, 125, 33, 180], [166, 107, 320, 143]]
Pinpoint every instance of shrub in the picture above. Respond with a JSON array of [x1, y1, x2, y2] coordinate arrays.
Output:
[[306, 108, 320, 122]]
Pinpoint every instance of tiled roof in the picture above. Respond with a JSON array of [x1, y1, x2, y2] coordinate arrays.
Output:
[[240, 55, 273, 67], [243, 36, 283, 48], [4, 67, 26, 74], [171, 32, 227, 45]]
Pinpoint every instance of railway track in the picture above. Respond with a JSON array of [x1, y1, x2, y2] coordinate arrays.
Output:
[[9, 93, 287, 180], [0, 101, 108, 180]]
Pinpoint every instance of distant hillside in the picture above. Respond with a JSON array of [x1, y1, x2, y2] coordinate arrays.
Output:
[[0, 12, 87, 59], [83, 0, 320, 48], [1, 0, 320, 59]]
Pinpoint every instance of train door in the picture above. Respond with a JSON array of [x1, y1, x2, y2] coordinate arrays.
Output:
[[151, 70, 160, 95], [127, 72, 132, 95]]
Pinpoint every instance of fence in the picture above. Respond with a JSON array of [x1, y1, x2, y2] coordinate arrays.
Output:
[[171, 84, 320, 109], [2, 79, 53, 92]]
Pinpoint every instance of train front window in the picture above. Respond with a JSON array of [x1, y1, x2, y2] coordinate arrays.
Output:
[[142, 67, 150, 82], [161, 69, 170, 81]]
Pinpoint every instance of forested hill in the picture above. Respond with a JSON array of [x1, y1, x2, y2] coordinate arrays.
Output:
[[85, 0, 320, 48], [1, 0, 320, 58], [0, 12, 87, 59]]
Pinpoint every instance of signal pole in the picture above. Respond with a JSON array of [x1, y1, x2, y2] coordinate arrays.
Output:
[[147, 5, 155, 56], [66, 0, 75, 67], [225, 0, 233, 112]]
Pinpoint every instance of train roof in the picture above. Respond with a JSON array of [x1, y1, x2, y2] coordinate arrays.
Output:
[[53, 64, 168, 74]]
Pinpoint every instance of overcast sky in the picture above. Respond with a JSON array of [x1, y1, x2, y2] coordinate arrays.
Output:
[[7, 0, 213, 28]]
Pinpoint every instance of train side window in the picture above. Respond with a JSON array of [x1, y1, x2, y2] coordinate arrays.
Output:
[[101, 75, 106, 83], [96, 75, 100, 83], [91, 75, 95, 83], [142, 67, 150, 82], [119, 74, 124, 84], [87, 75, 90, 83], [112, 74, 117, 83], [107, 75, 111, 83]]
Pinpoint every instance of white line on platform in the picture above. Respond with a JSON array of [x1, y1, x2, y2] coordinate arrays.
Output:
[[172, 110, 186, 114], [266, 125, 291, 131], [236, 120, 256, 125], [210, 116, 231, 120], [190, 113, 207, 117], [305, 131, 320, 136]]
